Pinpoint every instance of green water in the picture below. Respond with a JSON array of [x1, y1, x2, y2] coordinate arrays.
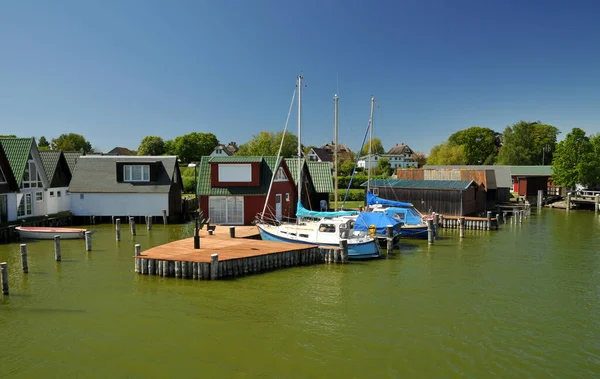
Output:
[[1, 210, 599, 378]]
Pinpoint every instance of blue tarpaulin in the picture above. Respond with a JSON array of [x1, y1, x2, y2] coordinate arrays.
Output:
[[353, 212, 402, 235], [296, 201, 357, 218], [366, 192, 413, 208], [381, 207, 425, 226]]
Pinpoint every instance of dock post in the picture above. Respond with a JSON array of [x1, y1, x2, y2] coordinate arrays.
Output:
[[210, 254, 219, 280], [439, 214, 444, 228], [567, 193, 571, 211], [537, 190, 543, 208], [339, 240, 348, 263], [503, 212, 507, 223], [486, 211, 492, 231], [54, 235, 61, 261], [229, 226, 236, 238], [1, 262, 8, 295], [386, 225, 394, 254], [459, 217, 465, 238], [162, 209, 167, 225], [115, 218, 121, 241], [495, 213, 500, 230], [427, 219, 434, 245], [134, 244, 141, 273], [595, 194, 599, 213], [129, 217, 136, 236], [433, 213, 439, 238], [147, 216, 152, 230], [20, 244, 28, 273], [85, 231, 92, 251]]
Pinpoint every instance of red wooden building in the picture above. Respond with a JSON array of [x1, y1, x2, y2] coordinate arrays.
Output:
[[510, 166, 553, 198]]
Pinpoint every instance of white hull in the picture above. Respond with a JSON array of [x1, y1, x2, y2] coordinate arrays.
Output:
[[16, 227, 87, 240]]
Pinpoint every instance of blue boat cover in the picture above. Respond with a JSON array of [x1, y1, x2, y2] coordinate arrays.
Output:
[[366, 192, 413, 207], [382, 207, 424, 226], [296, 201, 357, 218], [353, 212, 402, 235]]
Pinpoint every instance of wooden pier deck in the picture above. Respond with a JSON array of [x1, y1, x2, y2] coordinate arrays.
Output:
[[133, 225, 343, 280]]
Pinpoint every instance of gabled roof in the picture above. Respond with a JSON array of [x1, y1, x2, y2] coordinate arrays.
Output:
[[196, 156, 284, 196], [38, 150, 62, 181], [106, 147, 135, 156], [0, 138, 35, 185], [387, 143, 413, 155], [69, 156, 179, 193], [0, 143, 19, 191], [62, 151, 82, 175], [309, 148, 332, 162], [509, 166, 553, 176], [213, 145, 233, 156], [285, 158, 334, 193], [320, 142, 352, 153], [362, 179, 476, 190]]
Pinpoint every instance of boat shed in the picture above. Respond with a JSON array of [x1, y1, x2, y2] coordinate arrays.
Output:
[[362, 179, 485, 216]]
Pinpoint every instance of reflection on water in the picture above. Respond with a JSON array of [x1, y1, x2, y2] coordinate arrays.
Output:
[[0, 209, 599, 377]]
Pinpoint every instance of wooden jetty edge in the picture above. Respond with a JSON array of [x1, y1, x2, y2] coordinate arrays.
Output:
[[134, 226, 348, 280]]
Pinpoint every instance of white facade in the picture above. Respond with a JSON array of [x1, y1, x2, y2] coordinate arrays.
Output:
[[46, 187, 71, 214], [357, 154, 418, 170], [70, 193, 170, 217]]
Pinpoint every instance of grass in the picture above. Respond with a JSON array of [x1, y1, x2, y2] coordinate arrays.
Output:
[[336, 201, 364, 210]]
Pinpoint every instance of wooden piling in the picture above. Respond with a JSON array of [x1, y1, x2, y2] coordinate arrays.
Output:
[[537, 189, 543, 208], [208, 230, 214, 235], [567, 193, 571, 211], [54, 235, 61, 261], [486, 211, 492, 231], [147, 216, 152, 230], [162, 209, 167, 224], [210, 254, 219, 279], [459, 217, 465, 238], [595, 194, 599, 213], [116, 218, 121, 241], [427, 219, 434, 245], [386, 225, 394, 254], [129, 216, 136, 235], [20, 244, 28, 273], [85, 231, 92, 251], [135, 244, 141, 273], [1, 262, 7, 295], [339, 240, 348, 263], [229, 226, 235, 238], [432, 213, 439, 238]]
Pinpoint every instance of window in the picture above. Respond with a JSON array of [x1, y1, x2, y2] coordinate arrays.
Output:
[[22, 160, 42, 188], [318, 224, 336, 233], [35, 192, 43, 202], [57, 190, 61, 198], [208, 196, 244, 224], [274, 167, 288, 181], [124, 165, 150, 182], [50, 191, 55, 197], [17, 194, 32, 217], [372, 188, 379, 196], [0, 167, 6, 184], [285, 193, 290, 202]]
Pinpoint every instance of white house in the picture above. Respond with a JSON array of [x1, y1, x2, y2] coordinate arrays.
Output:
[[210, 142, 239, 157], [39, 150, 73, 214], [68, 156, 184, 219], [0, 137, 50, 219], [358, 143, 418, 170], [0, 142, 20, 223], [306, 147, 333, 170]]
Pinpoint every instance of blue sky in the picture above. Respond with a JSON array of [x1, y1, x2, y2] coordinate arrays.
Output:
[[2, 0, 600, 154]]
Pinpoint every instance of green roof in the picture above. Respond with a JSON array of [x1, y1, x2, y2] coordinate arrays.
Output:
[[0, 138, 34, 185], [509, 165, 553, 176], [62, 151, 82, 174], [38, 150, 62, 181], [197, 156, 283, 196], [363, 179, 475, 190], [285, 158, 333, 193]]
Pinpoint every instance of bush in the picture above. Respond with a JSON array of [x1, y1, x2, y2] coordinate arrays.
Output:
[[329, 189, 364, 202], [183, 176, 196, 194]]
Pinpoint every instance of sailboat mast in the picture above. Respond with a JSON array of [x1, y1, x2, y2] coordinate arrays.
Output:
[[334, 94, 339, 211], [367, 96, 375, 194], [297, 75, 303, 209]]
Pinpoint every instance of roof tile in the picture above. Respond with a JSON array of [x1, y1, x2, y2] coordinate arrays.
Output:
[[0, 138, 34, 185]]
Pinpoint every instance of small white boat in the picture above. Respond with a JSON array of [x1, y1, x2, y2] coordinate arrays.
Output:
[[15, 226, 88, 240]]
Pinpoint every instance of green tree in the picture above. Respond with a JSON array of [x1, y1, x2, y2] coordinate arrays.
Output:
[[412, 151, 427, 167], [359, 137, 385, 157], [427, 142, 467, 165], [496, 121, 560, 165], [171, 132, 219, 163], [138, 136, 166, 156], [51, 133, 93, 153], [552, 128, 600, 189], [375, 157, 392, 176], [38, 136, 50, 150], [237, 131, 300, 157], [338, 160, 356, 176], [164, 139, 175, 155], [448, 126, 499, 165]]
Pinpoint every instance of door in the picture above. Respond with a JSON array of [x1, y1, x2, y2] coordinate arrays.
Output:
[[275, 194, 282, 221]]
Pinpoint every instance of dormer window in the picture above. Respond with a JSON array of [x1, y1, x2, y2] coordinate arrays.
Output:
[[22, 160, 42, 188], [274, 167, 288, 181], [124, 165, 150, 182]]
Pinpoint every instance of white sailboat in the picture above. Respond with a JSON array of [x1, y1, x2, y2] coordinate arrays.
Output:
[[256, 75, 380, 259]]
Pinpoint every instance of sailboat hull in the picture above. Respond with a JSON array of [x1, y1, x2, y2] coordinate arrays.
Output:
[[257, 226, 380, 260]]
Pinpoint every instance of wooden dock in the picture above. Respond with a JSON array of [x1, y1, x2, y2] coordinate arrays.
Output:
[[133, 225, 344, 280]]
